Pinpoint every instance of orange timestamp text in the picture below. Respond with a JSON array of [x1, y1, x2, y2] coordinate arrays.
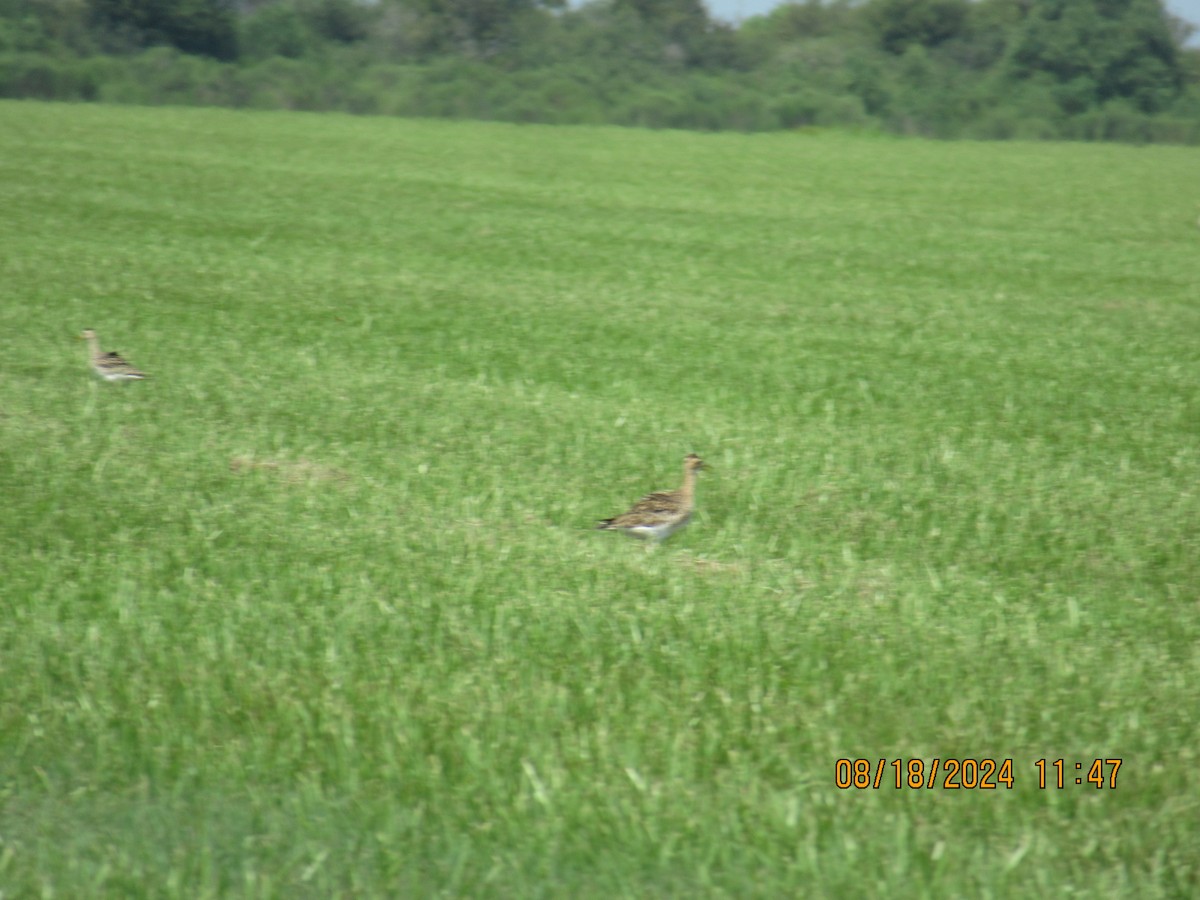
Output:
[[834, 758, 1122, 790]]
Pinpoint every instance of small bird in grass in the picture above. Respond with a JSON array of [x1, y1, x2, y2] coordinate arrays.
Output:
[[596, 453, 708, 543], [81, 329, 148, 381]]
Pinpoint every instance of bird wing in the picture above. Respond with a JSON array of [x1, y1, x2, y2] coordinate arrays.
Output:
[[609, 491, 683, 527], [95, 352, 146, 376]]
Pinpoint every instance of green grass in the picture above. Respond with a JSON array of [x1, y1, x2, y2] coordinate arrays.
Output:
[[1, 100, 1198, 896]]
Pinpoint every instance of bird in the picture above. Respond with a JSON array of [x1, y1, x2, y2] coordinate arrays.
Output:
[[596, 453, 707, 543], [81, 329, 148, 381]]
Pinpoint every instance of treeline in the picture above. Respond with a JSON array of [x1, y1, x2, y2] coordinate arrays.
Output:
[[2, 0, 1199, 141]]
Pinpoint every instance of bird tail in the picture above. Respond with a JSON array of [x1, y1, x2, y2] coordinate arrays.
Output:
[[595, 518, 616, 530]]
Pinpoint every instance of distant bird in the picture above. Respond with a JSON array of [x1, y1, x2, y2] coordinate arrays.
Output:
[[596, 453, 707, 543], [81, 329, 148, 381]]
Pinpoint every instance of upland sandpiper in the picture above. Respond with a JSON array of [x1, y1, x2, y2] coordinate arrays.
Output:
[[81, 329, 148, 381], [596, 453, 707, 543]]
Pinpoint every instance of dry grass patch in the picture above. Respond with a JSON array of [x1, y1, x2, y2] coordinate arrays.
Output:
[[229, 454, 350, 485]]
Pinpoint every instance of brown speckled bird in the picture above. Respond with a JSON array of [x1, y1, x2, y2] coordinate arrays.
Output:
[[82, 329, 148, 381], [596, 454, 707, 543]]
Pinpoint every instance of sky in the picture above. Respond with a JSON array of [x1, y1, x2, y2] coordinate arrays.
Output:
[[705, 0, 1200, 46]]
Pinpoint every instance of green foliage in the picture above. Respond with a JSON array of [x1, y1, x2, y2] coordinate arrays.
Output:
[[397, 0, 557, 58], [759, 0, 859, 41], [0, 0, 1197, 140], [768, 85, 868, 128], [0, 50, 98, 97], [935, 0, 1026, 71], [1185, 47, 1200, 85], [303, 0, 373, 43], [240, 2, 315, 59], [1007, 0, 1184, 113], [87, 0, 238, 59], [612, 0, 739, 67], [0, 11, 52, 52], [555, 2, 668, 70], [2, 100, 1200, 894], [864, 0, 971, 54], [0, 0, 98, 54]]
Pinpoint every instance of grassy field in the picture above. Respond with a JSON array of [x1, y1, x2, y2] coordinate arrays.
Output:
[[1, 100, 1198, 896]]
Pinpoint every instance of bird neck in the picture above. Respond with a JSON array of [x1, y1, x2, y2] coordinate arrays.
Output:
[[85, 334, 101, 357], [678, 466, 697, 504]]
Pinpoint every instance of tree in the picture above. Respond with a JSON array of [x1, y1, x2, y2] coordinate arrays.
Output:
[[240, 2, 315, 58], [767, 0, 857, 40], [864, 0, 971, 55], [613, 0, 733, 67], [734, 0, 859, 68], [938, 0, 1029, 70], [1007, 0, 1184, 112], [87, 0, 238, 59], [393, 0, 561, 58], [303, 0, 372, 44]]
